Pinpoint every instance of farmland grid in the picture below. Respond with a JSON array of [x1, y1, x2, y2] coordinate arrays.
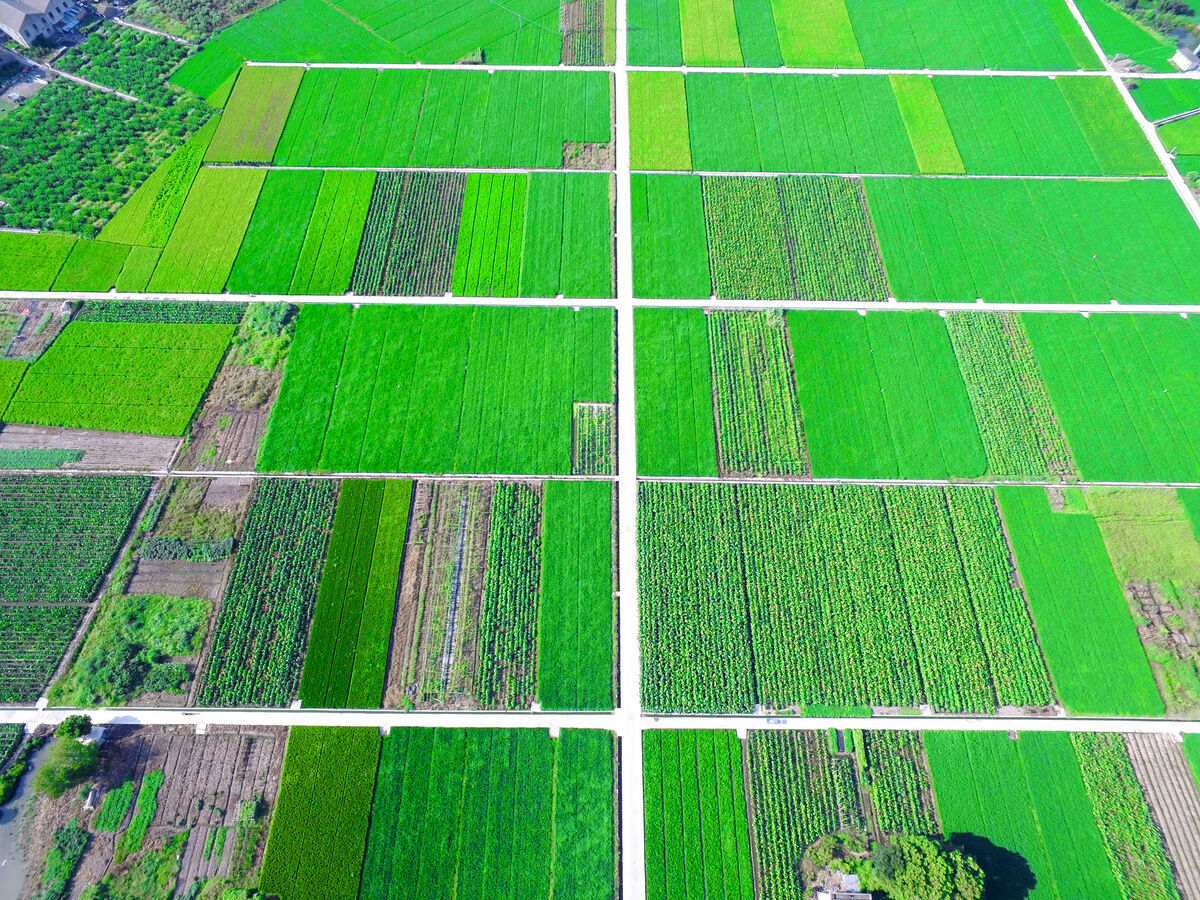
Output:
[[10, 4, 1200, 898]]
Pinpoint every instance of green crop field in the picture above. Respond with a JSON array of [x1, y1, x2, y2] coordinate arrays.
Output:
[[298, 479, 412, 709], [49, 241, 131, 293], [0, 606, 85, 703], [259, 726, 381, 900], [269, 69, 611, 168], [644, 730, 753, 900], [631, 73, 1153, 176], [1128, 78, 1200, 121], [633, 308, 718, 477], [538, 481, 614, 711], [4, 321, 233, 436], [225, 169, 322, 294], [1023, 314, 1200, 482], [359, 728, 616, 899], [258, 304, 613, 474], [635, 310, 1200, 482], [788, 310, 985, 479], [0, 475, 150, 603], [146, 167, 265, 294], [926, 730, 1177, 899], [0, 233, 78, 291], [1074, 0, 1177, 71], [629, 0, 1101, 69], [639, 482, 1054, 714], [997, 486, 1162, 717], [204, 65, 303, 162], [263, 726, 615, 900], [198, 479, 337, 706], [633, 176, 1200, 304], [287, 171, 375, 295], [202, 0, 585, 67]]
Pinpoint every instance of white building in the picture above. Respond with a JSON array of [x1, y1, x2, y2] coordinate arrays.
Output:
[[0, 0, 72, 48], [1172, 46, 1200, 72]]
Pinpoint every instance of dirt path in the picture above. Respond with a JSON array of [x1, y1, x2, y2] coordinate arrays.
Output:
[[1124, 733, 1200, 900]]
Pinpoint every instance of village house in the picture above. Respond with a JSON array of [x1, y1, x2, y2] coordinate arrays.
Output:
[[0, 0, 72, 47]]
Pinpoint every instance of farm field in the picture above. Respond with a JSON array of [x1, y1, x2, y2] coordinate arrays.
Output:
[[19, 724, 285, 898], [260, 725, 616, 900], [239, 68, 613, 169], [381, 477, 614, 712], [629, 0, 1101, 68], [2, 321, 233, 436], [630, 73, 1158, 176], [634, 309, 1200, 482], [1073, 0, 1178, 71], [257, 304, 614, 475], [172, 0, 613, 86], [13, 167, 614, 298], [637, 481, 1196, 717], [633, 175, 1200, 303], [645, 726, 1193, 899]]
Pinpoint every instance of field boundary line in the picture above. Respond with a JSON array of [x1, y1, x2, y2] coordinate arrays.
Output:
[[7, 292, 1200, 312], [0, 468, 619, 480], [614, 0, 646, 894], [628, 64, 1200, 79], [639, 476, 1200, 488], [5, 707, 1200, 735], [633, 170, 1170, 181], [246, 60, 615, 72], [205, 164, 614, 175]]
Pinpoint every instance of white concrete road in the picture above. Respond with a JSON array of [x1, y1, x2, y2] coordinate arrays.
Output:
[[7, 706, 1200, 738]]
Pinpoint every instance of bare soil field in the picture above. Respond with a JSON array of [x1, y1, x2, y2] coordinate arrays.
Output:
[[1, 300, 71, 360], [20, 725, 284, 900], [1124, 732, 1200, 900], [126, 558, 231, 602], [178, 365, 281, 471], [0, 424, 179, 470], [384, 480, 494, 709]]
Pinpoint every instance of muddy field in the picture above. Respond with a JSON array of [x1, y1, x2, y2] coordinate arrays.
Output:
[[178, 366, 281, 471], [20, 725, 285, 900], [384, 480, 495, 709], [0, 424, 180, 470], [126, 559, 231, 602]]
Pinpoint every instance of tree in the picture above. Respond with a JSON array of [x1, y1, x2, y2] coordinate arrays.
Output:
[[56, 715, 92, 740], [863, 835, 984, 900], [35, 737, 99, 798]]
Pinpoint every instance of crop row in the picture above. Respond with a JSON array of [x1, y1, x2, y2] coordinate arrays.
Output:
[[857, 730, 938, 836], [946, 312, 1076, 479], [78, 300, 246, 325], [477, 483, 543, 709], [571, 403, 615, 477], [0, 475, 150, 603], [351, 171, 466, 297], [197, 479, 336, 707], [708, 309, 806, 476], [639, 482, 1054, 713], [1071, 733, 1180, 899], [0, 605, 85, 702], [748, 731, 864, 900]]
